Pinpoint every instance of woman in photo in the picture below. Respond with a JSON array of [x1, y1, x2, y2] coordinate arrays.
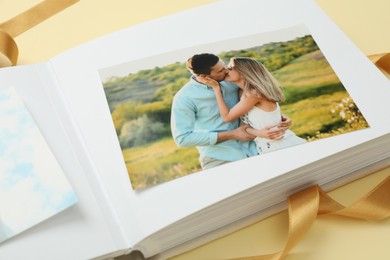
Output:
[[198, 57, 306, 154]]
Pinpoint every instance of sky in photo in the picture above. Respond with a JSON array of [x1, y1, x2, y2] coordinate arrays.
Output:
[[0, 87, 77, 243]]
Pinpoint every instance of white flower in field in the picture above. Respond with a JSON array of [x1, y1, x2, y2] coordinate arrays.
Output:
[[331, 109, 335, 113], [340, 111, 346, 118], [347, 119, 352, 123], [349, 104, 354, 108], [338, 103, 344, 108]]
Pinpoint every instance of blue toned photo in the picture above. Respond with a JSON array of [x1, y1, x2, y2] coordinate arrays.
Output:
[[0, 87, 77, 243]]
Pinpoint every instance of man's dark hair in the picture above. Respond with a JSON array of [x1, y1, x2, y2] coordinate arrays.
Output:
[[186, 53, 219, 75]]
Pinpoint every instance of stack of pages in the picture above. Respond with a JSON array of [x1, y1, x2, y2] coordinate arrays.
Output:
[[0, 0, 389, 259]]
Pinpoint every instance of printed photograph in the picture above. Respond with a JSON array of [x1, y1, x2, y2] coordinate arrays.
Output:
[[99, 25, 369, 190], [0, 87, 77, 243]]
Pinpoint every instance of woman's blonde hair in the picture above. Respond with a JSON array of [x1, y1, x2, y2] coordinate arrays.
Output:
[[231, 57, 285, 102]]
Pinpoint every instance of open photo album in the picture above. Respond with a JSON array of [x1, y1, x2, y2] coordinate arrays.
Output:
[[0, 0, 389, 259]]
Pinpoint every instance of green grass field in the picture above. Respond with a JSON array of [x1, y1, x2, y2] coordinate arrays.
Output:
[[123, 138, 200, 189]]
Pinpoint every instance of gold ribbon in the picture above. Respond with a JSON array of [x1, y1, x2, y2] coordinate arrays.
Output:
[[0, 29, 18, 66], [0, 0, 79, 66], [232, 174, 390, 260], [368, 53, 390, 79]]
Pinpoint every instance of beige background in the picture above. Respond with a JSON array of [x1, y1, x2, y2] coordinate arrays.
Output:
[[1, 0, 389, 259]]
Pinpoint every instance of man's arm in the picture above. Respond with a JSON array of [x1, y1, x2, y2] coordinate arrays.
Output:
[[171, 94, 218, 147], [171, 94, 255, 147], [217, 124, 255, 143], [245, 114, 292, 140]]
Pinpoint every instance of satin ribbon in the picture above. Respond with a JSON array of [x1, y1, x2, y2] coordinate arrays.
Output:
[[0, 0, 79, 66], [368, 53, 390, 79], [0, 29, 18, 66], [231, 174, 390, 260]]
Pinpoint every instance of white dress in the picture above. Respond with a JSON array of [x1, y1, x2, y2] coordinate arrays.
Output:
[[241, 103, 306, 154]]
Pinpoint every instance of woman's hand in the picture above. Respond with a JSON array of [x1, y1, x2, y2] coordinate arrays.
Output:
[[196, 75, 220, 89]]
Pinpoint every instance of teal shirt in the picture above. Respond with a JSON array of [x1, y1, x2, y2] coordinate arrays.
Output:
[[171, 77, 258, 161]]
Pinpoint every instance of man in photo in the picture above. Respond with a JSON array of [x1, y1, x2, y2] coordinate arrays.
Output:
[[171, 53, 291, 170]]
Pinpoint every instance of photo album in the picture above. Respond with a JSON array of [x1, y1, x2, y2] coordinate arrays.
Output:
[[1, 0, 389, 259]]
